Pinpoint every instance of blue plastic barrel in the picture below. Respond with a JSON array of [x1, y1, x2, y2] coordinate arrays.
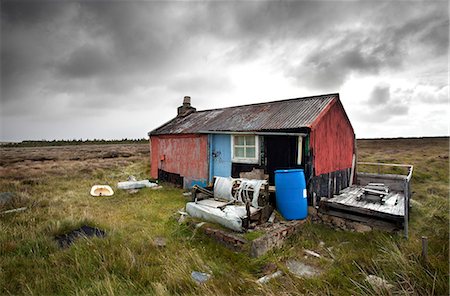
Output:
[[274, 169, 307, 220]]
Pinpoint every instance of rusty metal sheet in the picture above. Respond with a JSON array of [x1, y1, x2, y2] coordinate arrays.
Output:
[[149, 94, 337, 135]]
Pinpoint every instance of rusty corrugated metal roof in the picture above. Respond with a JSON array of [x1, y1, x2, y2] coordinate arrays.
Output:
[[149, 93, 338, 135]]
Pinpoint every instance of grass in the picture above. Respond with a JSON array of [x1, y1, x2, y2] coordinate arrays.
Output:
[[0, 139, 448, 295]]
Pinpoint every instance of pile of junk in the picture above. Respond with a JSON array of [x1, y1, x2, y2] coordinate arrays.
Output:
[[186, 177, 275, 232]]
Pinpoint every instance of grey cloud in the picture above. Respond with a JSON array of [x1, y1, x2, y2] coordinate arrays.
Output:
[[285, 2, 447, 91], [368, 85, 390, 106], [358, 84, 410, 123], [58, 45, 112, 78], [1, 1, 66, 24], [289, 36, 387, 91]]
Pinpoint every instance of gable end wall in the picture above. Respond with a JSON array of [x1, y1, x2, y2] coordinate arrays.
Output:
[[310, 99, 355, 176]]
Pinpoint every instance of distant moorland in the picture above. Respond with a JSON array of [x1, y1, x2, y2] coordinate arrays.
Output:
[[1, 138, 148, 147]]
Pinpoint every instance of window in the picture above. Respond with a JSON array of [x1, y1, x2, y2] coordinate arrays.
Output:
[[232, 135, 259, 163]]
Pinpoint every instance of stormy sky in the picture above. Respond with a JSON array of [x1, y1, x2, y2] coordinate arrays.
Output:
[[1, 1, 448, 141]]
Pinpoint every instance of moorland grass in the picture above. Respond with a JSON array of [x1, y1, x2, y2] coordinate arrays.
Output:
[[0, 139, 448, 295]]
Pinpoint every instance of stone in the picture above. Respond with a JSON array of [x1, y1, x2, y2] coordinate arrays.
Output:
[[321, 215, 332, 223], [195, 222, 206, 228], [365, 275, 393, 292], [0, 192, 14, 206], [286, 260, 321, 278], [308, 206, 318, 216], [250, 221, 304, 257], [261, 262, 277, 275], [330, 216, 346, 228], [352, 222, 372, 233], [153, 236, 166, 247], [178, 214, 187, 224], [191, 271, 211, 284]]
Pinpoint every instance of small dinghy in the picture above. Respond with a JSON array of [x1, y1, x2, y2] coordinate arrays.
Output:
[[90, 185, 114, 197]]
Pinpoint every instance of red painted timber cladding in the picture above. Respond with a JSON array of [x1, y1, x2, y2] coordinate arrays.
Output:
[[310, 99, 355, 176], [150, 134, 208, 180]]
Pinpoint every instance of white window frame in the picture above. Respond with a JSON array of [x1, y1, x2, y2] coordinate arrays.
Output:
[[297, 136, 303, 165], [231, 134, 259, 164]]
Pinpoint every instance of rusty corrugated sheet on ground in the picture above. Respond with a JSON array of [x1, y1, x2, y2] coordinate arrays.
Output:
[[149, 94, 337, 135]]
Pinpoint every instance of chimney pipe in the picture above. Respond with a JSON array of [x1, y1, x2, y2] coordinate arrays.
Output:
[[177, 95, 196, 117]]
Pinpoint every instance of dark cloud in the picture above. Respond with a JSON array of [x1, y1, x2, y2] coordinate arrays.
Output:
[[1, 1, 448, 140], [58, 45, 112, 78], [1, 1, 66, 24], [284, 2, 447, 91]]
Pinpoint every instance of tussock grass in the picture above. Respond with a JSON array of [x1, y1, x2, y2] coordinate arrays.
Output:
[[0, 140, 448, 295]]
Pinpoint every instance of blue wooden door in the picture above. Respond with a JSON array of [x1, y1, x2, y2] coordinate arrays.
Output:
[[211, 134, 232, 178]]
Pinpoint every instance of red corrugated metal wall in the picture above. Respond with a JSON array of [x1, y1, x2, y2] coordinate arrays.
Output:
[[310, 99, 355, 176], [150, 134, 208, 180]]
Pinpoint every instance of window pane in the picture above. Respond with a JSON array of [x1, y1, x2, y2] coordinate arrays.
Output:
[[245, 136, 255, 145], [246, 147, 256, 158], [235, 136, 245, 145], [235, 147, 245, 158]]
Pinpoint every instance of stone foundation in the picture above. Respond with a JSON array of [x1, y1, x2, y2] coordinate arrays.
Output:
[[250, 220, 305, 257], [187, 219, 305, 257], [308, 206, 400, 233]]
